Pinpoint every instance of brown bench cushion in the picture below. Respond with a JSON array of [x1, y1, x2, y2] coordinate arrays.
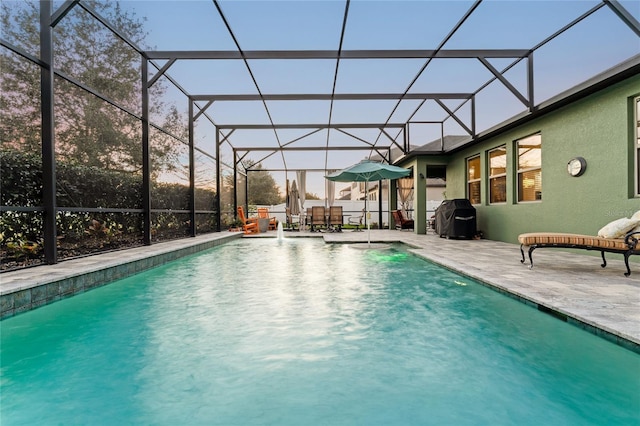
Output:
[[518, 232, 628, 251], [518, 231, 639, 276]]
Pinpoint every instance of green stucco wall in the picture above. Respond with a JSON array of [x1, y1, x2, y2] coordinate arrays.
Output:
[[446, 74, 640, 244], [397, 157, 449, 234]]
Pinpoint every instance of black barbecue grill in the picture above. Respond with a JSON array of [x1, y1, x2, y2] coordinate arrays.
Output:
[[434, 199, 477, 239]]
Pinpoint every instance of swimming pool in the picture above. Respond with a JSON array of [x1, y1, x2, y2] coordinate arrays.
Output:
[[1, 238, 638, 425]]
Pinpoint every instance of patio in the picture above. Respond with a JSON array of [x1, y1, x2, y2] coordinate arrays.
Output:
[[2, 230, 638, 353]]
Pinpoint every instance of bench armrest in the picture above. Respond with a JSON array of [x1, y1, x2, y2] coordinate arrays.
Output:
[[624, 231, 640, 250]]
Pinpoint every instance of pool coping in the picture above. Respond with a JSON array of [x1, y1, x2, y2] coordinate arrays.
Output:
[[406, 249, 640, 354], [0, 233, 242, 318], [321, 232, 640, 354]]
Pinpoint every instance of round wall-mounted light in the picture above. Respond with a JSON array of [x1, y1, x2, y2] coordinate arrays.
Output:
[[567, 157, 587, 177]]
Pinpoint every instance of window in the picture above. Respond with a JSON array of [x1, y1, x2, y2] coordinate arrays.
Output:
[[489, 146, 507, 203], [636, 96, 640, 196], [517, 134, 542, 202], [467, 155, 481, 204]]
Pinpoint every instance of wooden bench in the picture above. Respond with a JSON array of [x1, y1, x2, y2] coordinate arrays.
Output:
[[518, 231, 640, 277]]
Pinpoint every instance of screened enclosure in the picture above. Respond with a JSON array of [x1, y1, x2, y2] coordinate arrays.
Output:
[[1, 0, 638, 270]]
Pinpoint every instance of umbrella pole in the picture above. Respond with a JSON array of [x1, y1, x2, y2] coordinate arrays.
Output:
[[366, 181, 370, 247]]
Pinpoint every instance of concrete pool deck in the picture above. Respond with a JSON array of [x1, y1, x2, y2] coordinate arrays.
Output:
[[2, 229, 639, 353]]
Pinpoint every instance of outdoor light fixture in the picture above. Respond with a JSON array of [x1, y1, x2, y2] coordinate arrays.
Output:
[[567, 156, 587, 177], [419, 173, 425, 179]]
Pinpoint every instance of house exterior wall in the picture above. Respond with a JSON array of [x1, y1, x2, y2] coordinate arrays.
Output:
[[444, 73, 640, 244], [397, 156, 449, 233]]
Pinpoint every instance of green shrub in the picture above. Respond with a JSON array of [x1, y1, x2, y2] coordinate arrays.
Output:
[[1, 149, 218, 265]]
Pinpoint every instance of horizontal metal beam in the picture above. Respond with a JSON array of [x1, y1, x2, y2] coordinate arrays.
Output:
[[246, 168, 332, 172], [58, 207, 145, 213], [0, 206, 45, 212], [234, 146, 377, 151], [218, 123, 406, 130], [192, 93, 473, 101], [604, 0, 640, 37], [144, 49, 530, 60], [0, 38, 47, 67], [50, 1, 79, 28]]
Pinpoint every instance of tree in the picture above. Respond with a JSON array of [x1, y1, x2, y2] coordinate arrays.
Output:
[[221, 160, 282, 207], [245, 161, 282, 205], [0, 1, 183, 175], [0, 2, 42, 153], [305, 192, 320, 200]]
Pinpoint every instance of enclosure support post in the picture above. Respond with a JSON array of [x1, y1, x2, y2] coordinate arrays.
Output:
[[40, 1, 57, 264], [415, 161, 428, 235], [141, 58, 151, 245], [244, 170, 249, 216], [389, 179, 398, 229], [527, 53, 535, 112], [404, 124, 409, 154], [377, 180, 383, 229], [471, 95, 476, 138], [188, 98, 196, 237], [233, 150, 238, 220], [215, 127, 222, 232]]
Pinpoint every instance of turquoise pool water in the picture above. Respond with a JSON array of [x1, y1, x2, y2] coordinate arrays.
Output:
[[1, 238, 639, 425]]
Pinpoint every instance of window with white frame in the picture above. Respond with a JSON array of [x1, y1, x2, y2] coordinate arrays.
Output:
[[489, 146, 507, 203], [517, 133, 542, 202], [467, 155, 481, 204]]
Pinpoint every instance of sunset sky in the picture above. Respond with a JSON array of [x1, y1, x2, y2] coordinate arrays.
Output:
[[120, 0, 639, 196]]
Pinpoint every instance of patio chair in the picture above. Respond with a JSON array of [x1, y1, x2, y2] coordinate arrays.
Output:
[[237, 206, 259, 234], [348, 209, 364, 231], [392, 210, 414, 231], [310, 206, 326, 232], [328, 206, 343, 232], [257, 207, 278, 230]]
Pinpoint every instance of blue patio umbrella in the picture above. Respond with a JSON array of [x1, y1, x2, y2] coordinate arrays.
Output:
[[325, 160, 411, 183], [326, 160, 410, 245]]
